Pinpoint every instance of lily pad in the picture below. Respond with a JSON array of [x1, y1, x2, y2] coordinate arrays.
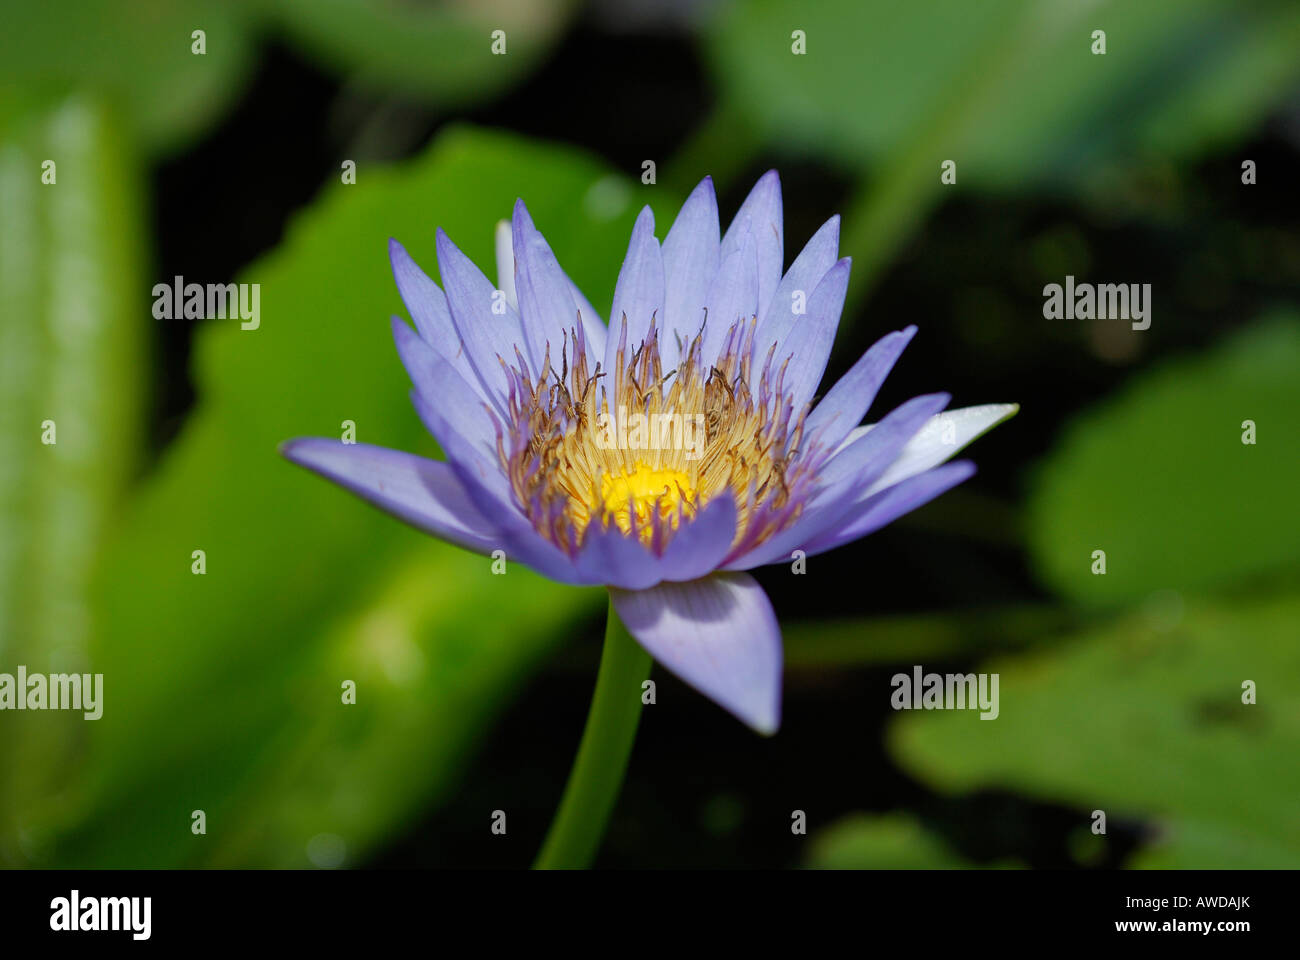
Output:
[[890, 589, 1300, 868], [1026, 316, 1300, 606]]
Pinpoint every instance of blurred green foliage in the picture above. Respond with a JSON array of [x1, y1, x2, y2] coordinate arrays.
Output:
[[1, 0, 256, 157], [261, 0, 578, 105], [891, 587, 1300, 868], [0, 0, 576, 158], [883, 315, 1300, 870], [710, 0, 1300, 182], [0, 97, 147, 863], [706, 0, 1300, 298], [1028, 316, 1300, 606], [808, 812, 980, 869]]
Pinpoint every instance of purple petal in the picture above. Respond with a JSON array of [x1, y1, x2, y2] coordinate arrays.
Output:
[[512, 199, 580, 379], [574, 522, 664, 590], [771, 257, 851, 412], [604, 206, 665, 378], [658, 495, 738, 582], [391, 317, 495, 442], [408, 386, 586, 585], [857, 403, 1018, 498], [721, 170, 783, 315], [408, 383, 511, 512], [700, 218, 759, 367], [817, 392, 951, 488], [754, 214, 839, 351], [389, 240, 454, 348], [390, 241, 496, 405], [498, 214, 605, 366], [569, 279, 607, 369], [660, 177, 720, 370], [804, 325, 917, 452], [610, 572, 782, 733], [725, 392, 950, 570], [435, 228, 524, 404], [721, 467, 869, 571], [281, 438, 501, 555], [802, 461, 977, 556]]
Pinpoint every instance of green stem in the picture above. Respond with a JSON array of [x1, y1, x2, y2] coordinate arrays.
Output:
[[534, 596, 652, 869]]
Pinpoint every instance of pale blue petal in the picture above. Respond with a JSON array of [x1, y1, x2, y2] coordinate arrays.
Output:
[[512, 199, 580, 379], [435, 228, 524, 404], [660, 177, 720, 371], [281, 438, 500, 555], [772, 257, 850, 412], [754, 214, 839, 352], [604, 206, 665, 379], [856, 403, 1018, 498], [721, 170, 783, 315], [802, 461, 977, 556], [610, 572, 782, 734], [658, 495, 738, 582], [700, 218, 759, 367], [804, 326, 917, 452]]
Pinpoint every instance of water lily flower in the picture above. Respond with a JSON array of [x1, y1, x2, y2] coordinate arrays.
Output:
[[283, 172, 1015, 736]]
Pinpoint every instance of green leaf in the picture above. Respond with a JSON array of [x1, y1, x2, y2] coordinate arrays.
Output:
[[705, 0, 1300, 301], [0, 97, 147, 865], [0, 0, 255, 157], [44, 126, 645, 867], [708, 0, 1300, 186], [807, 812, 1017, 869], [1026, 315, 1300, 606], [889, 588, 1300, 868], [265, 0, 577, 106]]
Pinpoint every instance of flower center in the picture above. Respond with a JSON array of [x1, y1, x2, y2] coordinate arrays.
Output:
[[493, 315, 823, 559], [598, 463, 697, 540]]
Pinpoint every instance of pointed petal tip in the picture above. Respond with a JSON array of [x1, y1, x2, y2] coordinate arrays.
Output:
[[279, 435, 336, 465], [610, 573, 783, 737]]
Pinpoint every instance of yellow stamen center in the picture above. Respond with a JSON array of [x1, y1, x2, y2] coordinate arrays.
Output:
[[496, 316, 819, 557], [598, 463, 696, 539]]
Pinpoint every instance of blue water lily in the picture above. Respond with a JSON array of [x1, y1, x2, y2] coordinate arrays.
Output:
[[284, 171, 1016, 735]]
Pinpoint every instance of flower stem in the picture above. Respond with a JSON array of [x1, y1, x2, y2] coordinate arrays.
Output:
[[534, 596, 651, 869]]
